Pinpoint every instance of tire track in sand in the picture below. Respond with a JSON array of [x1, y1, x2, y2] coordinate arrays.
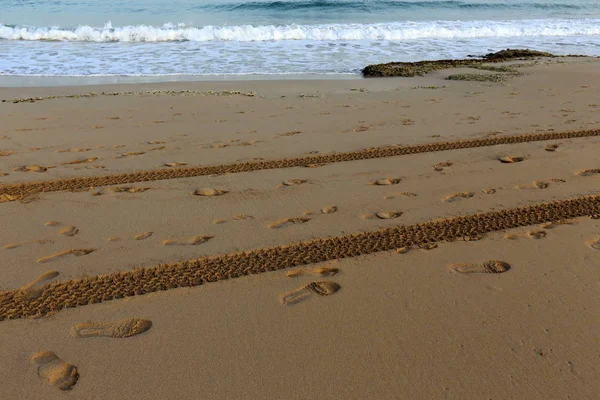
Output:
[[1, 129, 599, 201], [1, 195, 598, 320]]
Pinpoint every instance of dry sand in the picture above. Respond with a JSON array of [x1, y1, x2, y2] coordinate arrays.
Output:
[[1, 56, 599, 399]]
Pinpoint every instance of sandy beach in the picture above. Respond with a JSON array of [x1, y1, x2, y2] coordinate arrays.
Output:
[[1, 56, 600, 399]]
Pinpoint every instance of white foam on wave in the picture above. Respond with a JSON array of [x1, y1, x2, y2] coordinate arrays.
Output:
[[2, 19, 600, 42]]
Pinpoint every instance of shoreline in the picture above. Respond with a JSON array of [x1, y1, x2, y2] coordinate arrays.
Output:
[[0, 72, 362, 88]]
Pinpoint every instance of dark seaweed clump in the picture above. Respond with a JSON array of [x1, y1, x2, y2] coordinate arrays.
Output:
[[362, 49, 555, 78]]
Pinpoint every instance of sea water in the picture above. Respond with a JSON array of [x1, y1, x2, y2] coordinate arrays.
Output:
[[1, 0, 600, 79]]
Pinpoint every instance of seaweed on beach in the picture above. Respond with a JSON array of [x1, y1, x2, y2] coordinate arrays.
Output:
[[362, 48, 554, 77], [445, 73, 510, 83]]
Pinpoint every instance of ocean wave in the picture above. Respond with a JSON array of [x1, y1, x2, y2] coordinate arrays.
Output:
[[2, 19, 600, 42], [212, 0, 593, 13]]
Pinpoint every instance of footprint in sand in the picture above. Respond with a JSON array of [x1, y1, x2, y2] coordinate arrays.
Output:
[[115, 151, 145, 158], [232, 214, 253, 221], [541, 219, 577, 229], [45, 221, 79, 237], [4, 239, 53, 250], [321, 206, 338, 214], [376, 211, 402, 219], [482, 188, 496, 194], [433, 161, 453, 171], [361, 211, 403, 220], [61, 157, 98, 166], [190, 188, 228, 196], [164, 162, 187, 167], [449, 260, 510, 274], [134, 232, 153, 240], [268, 217, 311, 229], [277, 179, 307, 188], [162, 236, 213, 246], [31, 351, 79, 391], [37, 248, 96, 263], [13, 165, 48, 173], [575, 169, 600, 176], [498, 156, 525, 163], [516, 181, 549, 190], [15, 271, 59, 301], [528, 230, 547, 239], [73, 318, 152, 338], [545, 143, 560, 152], [586, 237, 600, 250], [286, 267, 339, 278], [104, 186, 150, 194], [369, 178, 401, 186], [214, 215, 254, 224], [56, 148, 91, 153], [383, 192, 417, 199], [442, 192, 474, 202], [280, 281, 341, 305]]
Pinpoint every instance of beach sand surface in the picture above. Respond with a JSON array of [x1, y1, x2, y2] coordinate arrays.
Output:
[[0, 57, 599, 399]]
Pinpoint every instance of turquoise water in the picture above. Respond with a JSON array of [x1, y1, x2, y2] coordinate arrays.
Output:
[[1, 0, 600, 78]]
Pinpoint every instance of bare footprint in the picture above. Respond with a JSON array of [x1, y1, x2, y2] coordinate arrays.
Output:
[[498, 156, 525, 163], [45, 221, 79, 236], [31, 351, 79, 391], [73, 318, 152, 338], [586, 237, 600, 250], [37, 248, 96, 263], [442, 192, 474, 202], [268, 217, 311, 229], [321, 206, 338, 214], [449, 260, 510, 274], [575, 169, 600, 176], [433, 161, 453, 171], [15, 271, 59, 301], [190, 188, 228, 196], [286, 267, 339, 278], [134, 232, 153, 240], [13, 165, 48, 173], [545, 143, 560, 152], [280, 281, 341, 305], [369, 178, 401, 186], [162, 236, 213, 246]]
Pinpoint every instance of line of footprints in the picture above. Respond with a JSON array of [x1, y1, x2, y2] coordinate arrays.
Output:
[[31, 317, 152, 390], [18, 231, 600, 393]]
